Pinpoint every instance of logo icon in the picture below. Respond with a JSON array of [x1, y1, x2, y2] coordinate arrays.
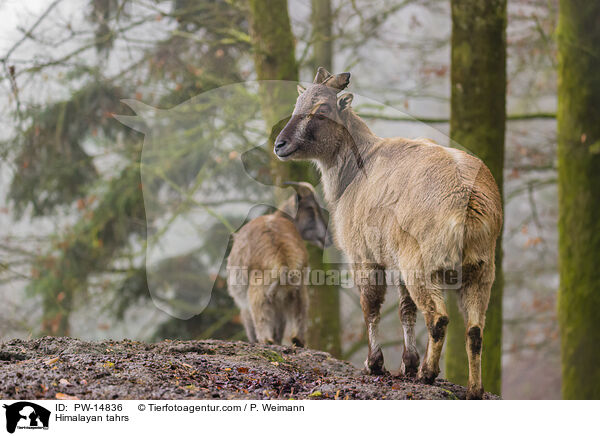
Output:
[[2, 402, 50, 434]]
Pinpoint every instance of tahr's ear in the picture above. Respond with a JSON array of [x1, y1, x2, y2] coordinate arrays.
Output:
[[337, 93, 354, 111], [283, 181, 313, 198], [294, 198, 330, 249], [323, 72, 350, 91], [297, 84, 306, 95], [283, 181, 329, 249], [313, 66, 332, 84]]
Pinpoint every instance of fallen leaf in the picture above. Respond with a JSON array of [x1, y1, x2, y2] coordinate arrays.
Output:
[[59, 378, 71, 386], [44, 357, 59, 366], [309, 391, 322, 397], [237, 367, 249, 374], [56, 393, 79, 400]]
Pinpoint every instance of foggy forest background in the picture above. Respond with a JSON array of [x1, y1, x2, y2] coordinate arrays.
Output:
[[0, 0, 591, 400]]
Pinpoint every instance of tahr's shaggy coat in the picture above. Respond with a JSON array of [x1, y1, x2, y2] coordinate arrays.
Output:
[[227, 183, 329, 347], [274, 68, 502, 399]]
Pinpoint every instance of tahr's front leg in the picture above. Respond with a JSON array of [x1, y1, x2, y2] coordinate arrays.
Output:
[[356, 265, 387, 375]]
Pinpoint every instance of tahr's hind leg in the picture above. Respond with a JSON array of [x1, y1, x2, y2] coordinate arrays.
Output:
[[288, 285, 308, 347], [398, 284, 420, 377], [407, 281, 448, 384], [460, 262, 494, 400], [240, 308, 257, 343], [357, 265, 387, 375], [248, 285, 277, 344], [273, 311, 286, 345]]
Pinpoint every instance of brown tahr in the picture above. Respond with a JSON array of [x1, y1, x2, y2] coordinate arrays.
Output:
[[227, 182, 329, 347], [274, 67, 502, 399]]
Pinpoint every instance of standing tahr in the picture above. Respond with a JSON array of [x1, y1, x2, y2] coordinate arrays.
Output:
[[274, 67, 502, 400]]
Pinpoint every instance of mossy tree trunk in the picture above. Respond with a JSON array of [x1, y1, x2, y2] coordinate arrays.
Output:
[[248, 0, 298, 127], [557, 0, 600, 400], [311, 0, 332, 71], [446, 0, 506, 396], [305, 0, 341, 357], [445, 292, 468, 386], [247, 0, 341, 356]]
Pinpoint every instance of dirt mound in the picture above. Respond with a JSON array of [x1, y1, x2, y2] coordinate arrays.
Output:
[[0, 337, 498, 400]]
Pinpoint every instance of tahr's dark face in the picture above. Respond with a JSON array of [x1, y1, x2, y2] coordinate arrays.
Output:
[[274, 84, 351, 162]]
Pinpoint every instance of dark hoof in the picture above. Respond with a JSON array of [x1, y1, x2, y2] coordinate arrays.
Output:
[[401, 363, 419, 378], [466, 386, 484, 400], [291, 337, 304, 348], [362, 366, 389, 376], [417, 365, 438, 384], [364, 348, 387, 375], [417, 374, 436, 385], [401, 349, 420, 378]]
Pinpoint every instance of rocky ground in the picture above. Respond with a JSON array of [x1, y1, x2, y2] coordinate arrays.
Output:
[[0, 337, 498, 400]]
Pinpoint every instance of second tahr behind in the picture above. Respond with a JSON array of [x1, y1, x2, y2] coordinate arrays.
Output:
[[227, 182, 330, 347]]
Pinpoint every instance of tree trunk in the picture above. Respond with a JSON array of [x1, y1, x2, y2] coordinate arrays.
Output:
[[304, 0, 341, 357], [445, 291, 468, 386], [557, 0, 600, 400], [311, 0, 333, 71], [248, 0, 298, 126], [446, 0, 506, 396], [247, 0, 341, 357]]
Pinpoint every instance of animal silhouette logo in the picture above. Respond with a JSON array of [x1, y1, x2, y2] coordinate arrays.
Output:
[[114, 80, 458, 318], [114, 81, 302, 320], [2, 402, 50, 433]]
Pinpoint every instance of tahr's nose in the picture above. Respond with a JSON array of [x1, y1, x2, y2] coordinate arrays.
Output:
[[274, 139, 287, 151]]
